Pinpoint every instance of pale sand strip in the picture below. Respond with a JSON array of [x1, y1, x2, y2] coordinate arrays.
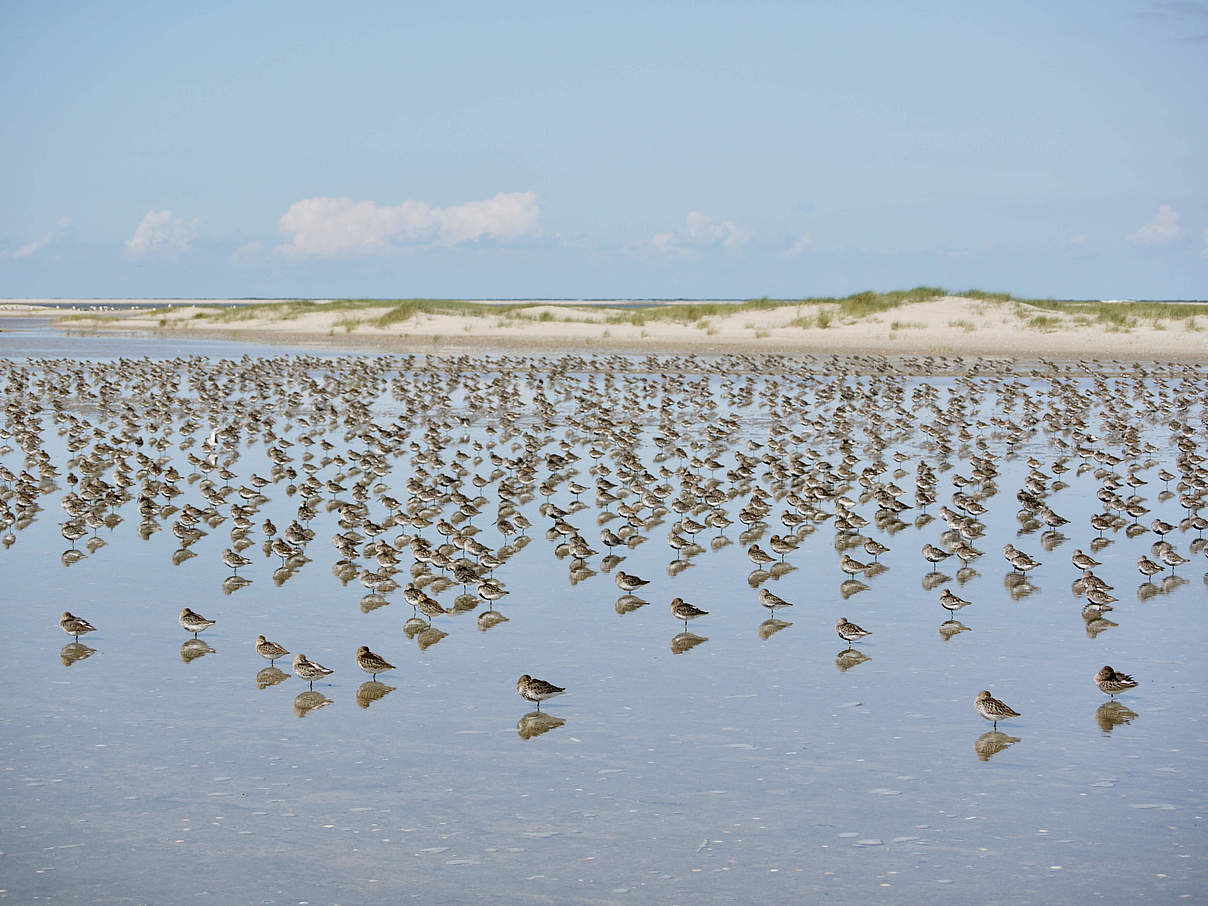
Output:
[[9, 295, 1207, 360]]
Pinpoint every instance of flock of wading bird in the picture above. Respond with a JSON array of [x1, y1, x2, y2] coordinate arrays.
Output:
[[3, 351, 1205, 740]]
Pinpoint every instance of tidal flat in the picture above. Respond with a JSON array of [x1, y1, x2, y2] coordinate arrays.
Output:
[[1, 322, 1205, 903]]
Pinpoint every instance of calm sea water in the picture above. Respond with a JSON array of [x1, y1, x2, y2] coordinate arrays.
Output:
[[1, 319, 1205, 904]]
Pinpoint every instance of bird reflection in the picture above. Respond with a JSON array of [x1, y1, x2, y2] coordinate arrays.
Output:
[[938, 620, 971, 641], [477, 609, 509, 631], [517, 710, 565, 739], [839, 579, 868, 599], [416, 626, 447, 650], [180, 639, 215, 663], [256, 666, 289, 689], [1095, 701, 1139, 733], [1136, 582, 1160, 602], [452, 593, 479, 614], [1040, 530, 1066, 551], [670, 631, 708, 654], [615, 594, 648, 615], [862, 561, 886, 580], [747, 568, 770, 588], [921, 572, 950, 591], [403, 617, 429, 638], [569, 564, 596, 583], [171, 548, 196, 566], [60, 548, 85, 567], [757, 618, 792, 640], [600, 553, 623, 572], [835, 647, 870, 671], [1159, 575, 1187, 595], [1007, 579, 1038, 600], [974, 730, 1021, 761], [293, 690, 333, 717], [1083, 614, 1118, 638], [60, 642, 96, 667], [222, 574, 252, 595], [359, 593, 389, 613], [356, 680, 396, 708]]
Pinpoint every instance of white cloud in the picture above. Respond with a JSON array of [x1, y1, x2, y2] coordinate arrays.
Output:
[[126, 210, 199, 256], [12, 232, 53, 259], [1127, 204, 1181, 246], [643, 210, 748, 256], [7, 216, 71, 259], [275, 191, 540, 258], [783, 232, 814, 258], [231, 241, 265, 266]]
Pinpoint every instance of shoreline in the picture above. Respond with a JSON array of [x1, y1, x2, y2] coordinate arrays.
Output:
[[6, 295, 1207, 362]]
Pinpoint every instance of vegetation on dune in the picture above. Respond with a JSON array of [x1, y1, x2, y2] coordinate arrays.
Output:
[[48, 290, 1207, 339]]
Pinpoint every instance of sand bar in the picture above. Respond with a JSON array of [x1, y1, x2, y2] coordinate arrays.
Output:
[[6, 294, 1207, 361]]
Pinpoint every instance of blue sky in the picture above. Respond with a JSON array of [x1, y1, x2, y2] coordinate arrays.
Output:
[[2, 0, 1205, 299]]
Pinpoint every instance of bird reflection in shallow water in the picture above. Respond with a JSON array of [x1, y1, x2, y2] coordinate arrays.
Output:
[[1159, 574, 1187, 595], [975, 730, 1021, 761], [746, 569, 770, 588], [1007, 579, 1038, 600], [294, 690, 333, 717], [1095, 701, 1139, 733], [758, 618, 792, 641], [599, 553, 623, 572], [1040, 530, 1066, 552], [1083, 615, 1118, 638], [1136, 582, 1160, 602], [921, 572, 950, 592], [222, 574, 252, 595], [403, 617, 429, 639], [862, 561, 886, 580], [839, 579, 868, 599], [517, 710, 565, 739], [171, 548, 196, 567], [670, 632, 707, 655], [356, 680, 396, 709], [61, 548, 85, 567], [477, 609, 509, 631], [955, 567, 979, 585], [60, 642, 96, 667], [452, 593, 479, 614], [835, 648, 870, 672], [938, 620, 971, 642], [666, 558, 691, 578], [359, 593, 389, 614], [615, 594, 648, 615], [256, 666, 289, 689], [416, 626, 447, 650], [180, 639, 215, 663]]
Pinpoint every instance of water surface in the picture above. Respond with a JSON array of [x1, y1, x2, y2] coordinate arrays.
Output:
[[1, 329, 1204, 903]]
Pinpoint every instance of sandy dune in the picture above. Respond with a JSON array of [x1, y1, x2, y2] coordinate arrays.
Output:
[[6, 295, 1206, 360]]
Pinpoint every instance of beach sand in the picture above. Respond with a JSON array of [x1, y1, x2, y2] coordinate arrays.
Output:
[[5, 295, 1206, 360]]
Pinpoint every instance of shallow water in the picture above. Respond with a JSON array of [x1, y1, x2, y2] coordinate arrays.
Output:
[[1, 329, 1205, 903]]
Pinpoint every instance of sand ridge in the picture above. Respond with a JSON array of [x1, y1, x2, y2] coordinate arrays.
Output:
[[9, 295, 1208, 360]]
